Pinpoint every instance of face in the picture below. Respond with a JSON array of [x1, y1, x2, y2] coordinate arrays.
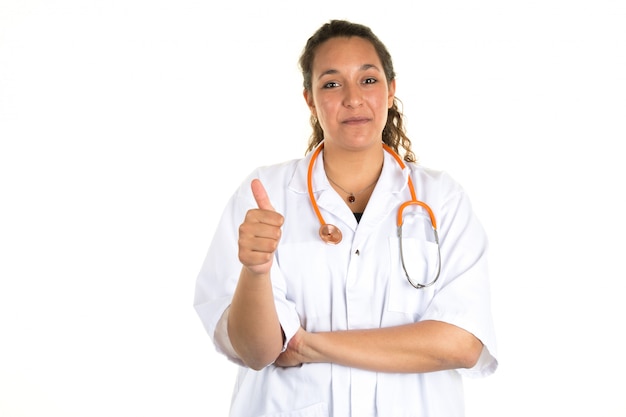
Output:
[[304, 36, 396, 152]]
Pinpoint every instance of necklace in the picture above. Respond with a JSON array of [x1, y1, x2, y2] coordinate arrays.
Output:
[[326, 174, 379, 204]]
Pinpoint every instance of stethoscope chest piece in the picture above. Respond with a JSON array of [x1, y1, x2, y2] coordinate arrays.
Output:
[[319, 224, 342, 245]]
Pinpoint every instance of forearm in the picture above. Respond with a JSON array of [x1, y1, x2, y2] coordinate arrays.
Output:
[[292, 321, 483, 373], [227, 267, 283, 370]]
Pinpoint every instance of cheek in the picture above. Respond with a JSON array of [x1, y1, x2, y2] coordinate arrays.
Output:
[[372, 95, 390, 117], [315, 98, 337, 121]]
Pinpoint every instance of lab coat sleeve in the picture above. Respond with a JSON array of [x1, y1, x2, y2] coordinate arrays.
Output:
[[193, 172, 301, 365], [419, 176, 498, 378]]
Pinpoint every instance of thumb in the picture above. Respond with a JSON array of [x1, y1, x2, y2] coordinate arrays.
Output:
[[251, 179, 275, 211]]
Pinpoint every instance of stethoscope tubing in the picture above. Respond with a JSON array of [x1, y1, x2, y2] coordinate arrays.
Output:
[[306, 141, 441, 288]]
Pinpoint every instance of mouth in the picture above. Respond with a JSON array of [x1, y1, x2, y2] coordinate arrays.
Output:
[[341, 116, 371, 125]]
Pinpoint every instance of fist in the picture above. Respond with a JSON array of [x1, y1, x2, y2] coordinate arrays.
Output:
[[238, 179, 284, 275]]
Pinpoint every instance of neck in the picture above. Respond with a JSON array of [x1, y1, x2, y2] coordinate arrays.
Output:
[[322, 143, 384, 210]]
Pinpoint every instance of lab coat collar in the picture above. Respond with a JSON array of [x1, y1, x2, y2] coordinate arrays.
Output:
[[288, 142, 329, 195], [288, 143, 410, 195], [288, 143, 412, 232], [288, 143, 353, 229], [356, 148, 411, 236]]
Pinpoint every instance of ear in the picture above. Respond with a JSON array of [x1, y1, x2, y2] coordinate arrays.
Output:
[[303, 89, 316, 116], [387, 79, 396, 108]]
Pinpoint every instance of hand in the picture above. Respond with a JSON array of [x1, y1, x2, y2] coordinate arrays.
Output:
[[275, 327, 308, 368], [238, 179, 284, 275]]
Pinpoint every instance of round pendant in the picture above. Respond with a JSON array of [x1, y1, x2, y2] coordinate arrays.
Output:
[[319, 224, 342, 245], [347, 195, 356, 203]]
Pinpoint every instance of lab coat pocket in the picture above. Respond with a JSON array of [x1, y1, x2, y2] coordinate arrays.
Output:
[[387, 236, 438, 318], [261, 402, 328, 417]]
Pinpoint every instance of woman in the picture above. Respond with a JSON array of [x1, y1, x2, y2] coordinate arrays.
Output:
[[194, 19, 497, 417]]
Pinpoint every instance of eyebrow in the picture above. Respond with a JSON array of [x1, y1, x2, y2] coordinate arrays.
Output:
[[317, 64, 381, 80]]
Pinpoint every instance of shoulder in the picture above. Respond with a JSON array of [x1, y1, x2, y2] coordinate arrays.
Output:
[[254, 158, 303, 182], [249, 157, 305, 190], [233, 157, 308, 206], [407, 162, 465, 198]]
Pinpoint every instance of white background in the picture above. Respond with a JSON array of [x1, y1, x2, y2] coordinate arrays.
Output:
[[1, 1, 625, 416]]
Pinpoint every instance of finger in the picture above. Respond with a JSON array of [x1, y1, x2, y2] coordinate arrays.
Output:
[[251, 179, 275, 211], [239, 219, 276, 243]]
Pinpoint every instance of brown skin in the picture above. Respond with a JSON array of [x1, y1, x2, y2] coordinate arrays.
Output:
[[275, 323, 483, 373], [227, 179, 284, 370]]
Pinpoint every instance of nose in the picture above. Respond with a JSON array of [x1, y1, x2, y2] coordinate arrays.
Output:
[[342, 84, 363, 108]]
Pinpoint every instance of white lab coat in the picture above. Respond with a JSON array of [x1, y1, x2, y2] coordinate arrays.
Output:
[[194, 146, 498, 417]]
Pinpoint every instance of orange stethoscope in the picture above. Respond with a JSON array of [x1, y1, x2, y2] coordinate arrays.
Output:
[[306, 142, 442, 289]]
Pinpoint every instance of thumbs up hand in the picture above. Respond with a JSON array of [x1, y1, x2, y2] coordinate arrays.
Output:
[[238, 179, 284, 275]]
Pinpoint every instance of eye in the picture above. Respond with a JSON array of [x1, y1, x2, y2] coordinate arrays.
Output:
[[323, 81, 340, 89], [363, 77, 377, 85]]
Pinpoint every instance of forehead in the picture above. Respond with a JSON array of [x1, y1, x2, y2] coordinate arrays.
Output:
[[312, 36, 381, 74]]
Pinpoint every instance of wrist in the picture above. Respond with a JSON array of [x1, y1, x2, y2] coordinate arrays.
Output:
[[299, 331, 324, 364], [240, 265, 271, 282]]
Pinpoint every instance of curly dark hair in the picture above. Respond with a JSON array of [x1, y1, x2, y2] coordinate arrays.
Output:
[[299, 20, 416, 163]]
